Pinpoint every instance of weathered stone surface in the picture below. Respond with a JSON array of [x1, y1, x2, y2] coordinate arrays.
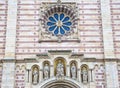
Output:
[[0, 0, 120, 88]]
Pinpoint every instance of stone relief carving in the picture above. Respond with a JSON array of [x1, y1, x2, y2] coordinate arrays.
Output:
[[81, 66, 88, 83], [30, 64, 89, 85], [44, 63, 50, 79], [71, 63, 77, 79], [32, 67, 39, 85], [56, 60, 64, 78]]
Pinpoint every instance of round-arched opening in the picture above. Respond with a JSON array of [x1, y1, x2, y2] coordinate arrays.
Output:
[[31, 65, 39, 85], [70, 60, 77, 79], [54, 57, 66, 76], [43, 61, 50, 79], [81, 64, 89, 84], [43, 81, 78, 88], [40, 78, 81, 88]]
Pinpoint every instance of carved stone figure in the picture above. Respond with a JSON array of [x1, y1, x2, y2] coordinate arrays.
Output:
[[44, 63, 49, 79], [82, 67, 88, 83], [56, 60, 64, 77], [32, 67, 39, 84], [71, 63, 76, 79]]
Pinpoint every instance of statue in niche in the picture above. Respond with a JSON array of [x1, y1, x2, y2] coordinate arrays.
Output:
[[81, 67, 88, 83], [32, 67, 39, 84], [71, 63, 77, 79], [44, 63, 49, 79], [56, 60, 64, 78]]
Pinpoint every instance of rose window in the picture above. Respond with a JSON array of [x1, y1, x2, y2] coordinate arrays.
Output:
[[41, 4, 78, 38], [47, 13, 72, 35]]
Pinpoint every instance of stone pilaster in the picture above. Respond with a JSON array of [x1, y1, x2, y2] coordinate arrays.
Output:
[[100, 0, 119, 87], [100, 0, 115, 58], [105, 61, 119, 88], [1, 61, 15, 88], [1, 0, 17, 87], [4, 0, 17, 59]]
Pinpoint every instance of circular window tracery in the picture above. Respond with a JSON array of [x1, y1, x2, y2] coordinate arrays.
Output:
[[47, 13, 72, 35], [41, 5, 78, 37]]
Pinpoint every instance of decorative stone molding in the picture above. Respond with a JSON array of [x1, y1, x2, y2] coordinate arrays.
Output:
[[39, 1, 80, 42], [1, 59, 16, 63], [39, 77, 83, 88], [70, 53, 84, 59], [24, 58, 38, 63], [48, 50, 71, 55], [36, 53, 50, 59]]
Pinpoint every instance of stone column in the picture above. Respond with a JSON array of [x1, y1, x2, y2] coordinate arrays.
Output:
[[25, 69, 31, 88], [1, 0, 17, 88], [89, 69, 94, 82], [27, 69, 30, 83], [89, 69, 95, 88]]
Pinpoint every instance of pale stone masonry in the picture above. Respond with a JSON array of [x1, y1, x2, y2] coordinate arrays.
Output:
[[0, 0, 120, 88], [1, 0, 17, 87], [100, 0, 119, 88]]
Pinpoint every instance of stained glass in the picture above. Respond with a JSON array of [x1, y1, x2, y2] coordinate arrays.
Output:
[[47, 13, 72, 35]]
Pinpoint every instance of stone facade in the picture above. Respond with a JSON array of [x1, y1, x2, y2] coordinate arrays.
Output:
[[0, 0, 120, 88]]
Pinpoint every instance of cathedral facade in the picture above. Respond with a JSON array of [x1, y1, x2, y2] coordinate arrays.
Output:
[[0, 0, 120, 88]]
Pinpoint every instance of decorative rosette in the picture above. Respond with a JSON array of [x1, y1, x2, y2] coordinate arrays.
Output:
[[47, 13, 72, 35]]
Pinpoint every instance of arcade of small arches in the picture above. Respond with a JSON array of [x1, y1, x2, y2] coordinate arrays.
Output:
[[15, 53, 106, 88], [30, 57, 89, 86], [15, 50, 104, 88]]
